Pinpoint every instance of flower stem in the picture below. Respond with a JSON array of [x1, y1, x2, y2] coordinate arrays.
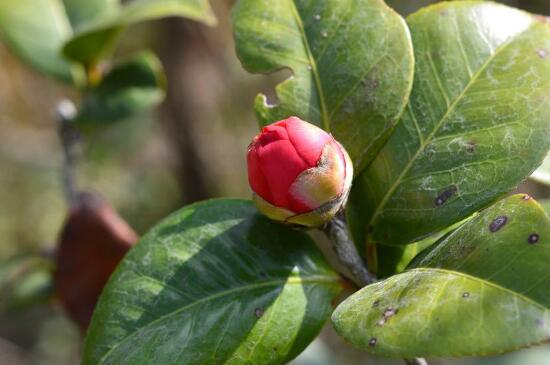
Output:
[[321, 211, 375, 287], [322, 212, 429, 365]]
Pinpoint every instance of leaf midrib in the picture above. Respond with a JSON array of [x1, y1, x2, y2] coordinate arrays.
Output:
[[410, 267, 549, 312], [286, 0, 329, 131], [366, 23, 535, 237], [95, 274, 341, 364]]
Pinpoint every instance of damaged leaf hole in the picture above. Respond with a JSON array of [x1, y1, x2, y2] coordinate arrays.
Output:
[[462, 292, 470, 299], [369, 337, 377, 347], [254, 308, 264, 318], [528, 233, 540, 244], [435, 185, 458, 207], [489, 216, 507, 232], [378, 307, 399, 326]]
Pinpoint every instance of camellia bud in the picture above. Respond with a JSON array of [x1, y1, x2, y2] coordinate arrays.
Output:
[[247, 116, 353, 227]]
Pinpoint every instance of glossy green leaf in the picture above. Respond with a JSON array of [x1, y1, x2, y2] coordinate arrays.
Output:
[[63, 0, 217, 66], [349, 1, 550, 247], [232, 0, 414, 172], [370, 237, 433, 279], [0, 0, 75, 82], [333, 194, 550, 357], [75, 52, 166, 127], [363, 215, 473, 279], [83, 199, 343, 365]]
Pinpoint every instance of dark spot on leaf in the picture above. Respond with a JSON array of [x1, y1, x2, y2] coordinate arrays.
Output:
[[373, 79, 380, 88], [367, 225, 374, 234], [528, 234, 540, 244], [254, 308, 264, 318], [369, 338, 377, 347], [489, 216, 507, 232], [372, 300, 380, 308], [435, 186, 458, 207], [465, 140, 476, 153], [537, 49, 549, 59], [462, 292, 470, 298], [259, 271, 268, 278]]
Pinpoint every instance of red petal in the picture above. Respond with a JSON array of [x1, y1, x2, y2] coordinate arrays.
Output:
[[247, 146, 273, 203], [256, 122, 288, 146], [257, 139, 309, 211], [285, 117, 330, 167]]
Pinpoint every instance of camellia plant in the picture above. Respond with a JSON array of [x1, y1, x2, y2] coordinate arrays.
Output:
[[6, 0, 550, 364]]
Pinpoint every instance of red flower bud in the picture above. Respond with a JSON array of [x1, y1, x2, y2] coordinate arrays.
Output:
[[247, 116, 353, 227], [54, 192, 138, 333]]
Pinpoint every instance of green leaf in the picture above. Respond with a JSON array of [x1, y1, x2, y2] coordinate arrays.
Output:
[[348, 1, 550, 247], [360, 215, 473, 279], [0, 0, 75, 82], [63, 0, 217, 66], [333, 194, 550, 357], [75, 51, 166, 127], [83, 199, 343, 365], [232, 0, 414, 172], [0, 0, 119, 83], [0, 256, 54, 312]]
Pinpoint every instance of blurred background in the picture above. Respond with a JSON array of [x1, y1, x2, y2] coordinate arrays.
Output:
[[1, 0, 550, 364]]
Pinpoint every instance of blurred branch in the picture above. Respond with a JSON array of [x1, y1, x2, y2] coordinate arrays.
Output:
[[56, 100, 80, 204], [158, 19, 216, 204]]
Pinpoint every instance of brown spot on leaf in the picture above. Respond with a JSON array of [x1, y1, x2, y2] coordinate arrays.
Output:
[[489, 216, 507, 233], [466, 140, 476, 153], [528, 234, 540, 244], [435, 186, 458, 207], [255, 308, 264, 318]]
